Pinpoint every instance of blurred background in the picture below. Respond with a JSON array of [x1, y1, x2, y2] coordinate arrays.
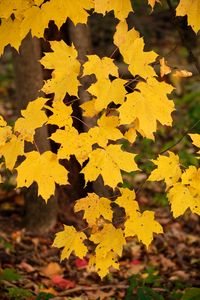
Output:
[[0, 0, 199, 299]]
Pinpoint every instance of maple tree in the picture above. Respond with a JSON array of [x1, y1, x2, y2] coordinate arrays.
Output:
[[0, 0, 200, 278]]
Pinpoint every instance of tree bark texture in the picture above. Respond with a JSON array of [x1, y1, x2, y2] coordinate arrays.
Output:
[[12, 33, 58, 234]]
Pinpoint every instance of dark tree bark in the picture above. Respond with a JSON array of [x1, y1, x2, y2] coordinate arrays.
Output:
[[12, 33, 58, 234]]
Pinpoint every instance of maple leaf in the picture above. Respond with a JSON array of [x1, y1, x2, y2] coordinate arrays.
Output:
[[148, 152, 182, 188], [89, 251, 119, 278], [87, 78, 127, 112], [114, 23, 157, 79], [80, 99, 98, 118], [0, 136, 24, 170], [88, 114, 123, 147], [168, 183, 200, 217], [83, 55, 118, 80], [94, 0, 133, 21], [53, 225, 87, 260], [41, 0, 94, 27], [126, 37, 158, 79], [0, 18, 22, 55], [124, 127, 137, 144], [0, 0, 31, 19], [115, 188, 139, 216], [45, 101, 73, 128], [160, 58, 171, 77], [118, 77, 174, 139], [41, 41, 80, 100], [176, 0, 200, 34], [16, 151, 68, 201], [0, 125, 12, 146], [189, 134, 200, 154], [74, 193, 113, 226], [114, 21, 139, 51], [124, 210, 163, 247], [90, 224, 126, 258], [14, 97, 48, 142], [82, 144, 138, 188], [181, 166, 200, 193], [50, 127, 93, 165], [173, 70, 192, 78]]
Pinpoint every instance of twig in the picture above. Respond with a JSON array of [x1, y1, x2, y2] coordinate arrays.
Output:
[[159, 118, 200, 154], [71, 115, 90, 128]]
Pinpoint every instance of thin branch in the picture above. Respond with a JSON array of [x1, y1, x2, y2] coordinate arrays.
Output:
[[109, 46, 119, 58], [71, 115, 90, 128], [159, 119, 200, 154]]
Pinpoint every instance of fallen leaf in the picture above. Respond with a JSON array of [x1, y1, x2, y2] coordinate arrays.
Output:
[[51, 275, 75, 289], [41, 262, 62, 278]]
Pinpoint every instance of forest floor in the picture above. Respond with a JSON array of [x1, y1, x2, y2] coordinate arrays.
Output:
[[0, 190, 199, 300]]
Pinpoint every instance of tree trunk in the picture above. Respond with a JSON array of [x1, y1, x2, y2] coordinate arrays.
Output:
[[12, 33, 58, 234]]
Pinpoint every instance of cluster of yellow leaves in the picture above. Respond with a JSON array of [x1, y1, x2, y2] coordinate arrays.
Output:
[[0, 0, 199, 278], [149, 143, 200, 218], [54, 189, 163, 277]]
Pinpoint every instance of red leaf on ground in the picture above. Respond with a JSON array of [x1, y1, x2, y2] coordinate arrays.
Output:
[[75, 257, 88, 268], [130, 259, 141, 265], [51, 275, 75, 289]]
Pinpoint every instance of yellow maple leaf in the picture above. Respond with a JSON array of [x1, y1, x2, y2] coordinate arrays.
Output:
[[90, 224, 126, 258], [115, 188, 139, 216], [14, 97, 48, 142], [16, 151, 68, 201], [0, 136, 24, 170], [160, 58, 171, 77], [50, 127, 93, 164], [0, 18, 22, 55], [0, 0, 31, 19], [94, 0, 133, 21], [83, 55, 118, 80], [80, 99, 98, 118], [124, 127, 137, 144], [114, 23, 157, 79], [89, 251, 119, 278], [74, 193, 113, 226], [45, 101, 73, 128], [88, 114, 123, 147], [82, 144, 138, 188], [114, 21, 140, 51], [41, 0, 94, 28], [41, 41, 80, 100], [0, 0, 94, 54], [118, 77, 174, 139], [189, 134, 200, 154], [0, 125, 12, 146], [173, 69, 192, 78], [168, 183, 200, 217], [176, 0, 200, 33], [125, 210, 163, 247], [20, 5, 50, 39], [126, 37, 158, 79], [181, 166, 200, 193], [53, 225, 87, 260], [148, 152, 182, 188], [88, 78, 127, 112]]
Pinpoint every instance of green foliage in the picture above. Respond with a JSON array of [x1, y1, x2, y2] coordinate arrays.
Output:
[[36, 292, 54, 300], [7, 287, 33, 300], [181, 288, 200, 300], [0, 268, 21, 281]]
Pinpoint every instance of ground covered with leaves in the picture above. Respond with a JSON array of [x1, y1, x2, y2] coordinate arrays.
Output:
[[0, 191, 199, 300]]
